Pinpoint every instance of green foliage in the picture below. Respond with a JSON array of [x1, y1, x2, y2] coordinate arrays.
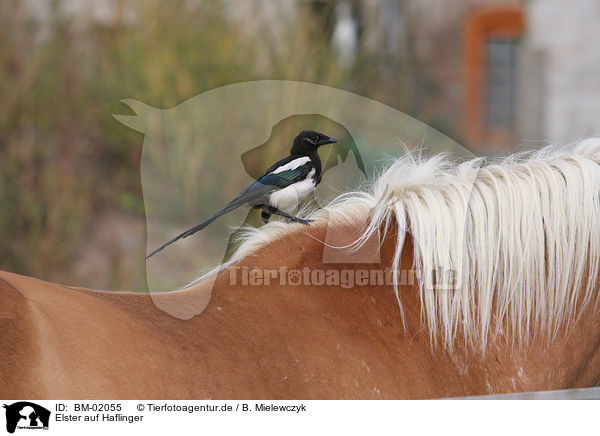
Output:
[[0, 0, 368, 287]]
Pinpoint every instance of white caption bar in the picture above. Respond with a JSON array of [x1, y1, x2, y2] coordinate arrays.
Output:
[[0, 400, 598, 435]]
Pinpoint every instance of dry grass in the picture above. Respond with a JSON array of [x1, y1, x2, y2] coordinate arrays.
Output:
[[0, 0, 398, 289]]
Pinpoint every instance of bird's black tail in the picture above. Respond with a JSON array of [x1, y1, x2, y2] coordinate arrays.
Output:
[[145, 200, 244, 259]]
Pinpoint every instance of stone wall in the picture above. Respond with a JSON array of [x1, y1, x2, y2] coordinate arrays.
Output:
[[524, 0, 600, 143]]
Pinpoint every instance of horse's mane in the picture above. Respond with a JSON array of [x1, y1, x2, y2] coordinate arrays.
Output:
[[200, 138, 600, 349]]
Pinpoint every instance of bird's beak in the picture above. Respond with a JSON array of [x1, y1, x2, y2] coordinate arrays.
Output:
[[318, 136, 338, 146]]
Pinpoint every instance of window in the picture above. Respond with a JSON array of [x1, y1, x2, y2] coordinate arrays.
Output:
[[464, 7, 524, 148], [485, 37, 518, 129]]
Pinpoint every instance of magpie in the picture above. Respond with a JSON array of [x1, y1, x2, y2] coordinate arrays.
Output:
[[146, 130, 338, 259]]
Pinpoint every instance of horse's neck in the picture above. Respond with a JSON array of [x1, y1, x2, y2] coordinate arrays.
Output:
[[390, 232, 600, 392], [171, 221, 600, 396]]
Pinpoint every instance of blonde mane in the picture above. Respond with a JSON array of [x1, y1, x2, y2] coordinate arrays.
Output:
[[200, 138, 600, 349]]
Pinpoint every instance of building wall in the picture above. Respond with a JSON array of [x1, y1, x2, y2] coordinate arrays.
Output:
[[382, 0, 525, 149], [525, 0, 600, 144]]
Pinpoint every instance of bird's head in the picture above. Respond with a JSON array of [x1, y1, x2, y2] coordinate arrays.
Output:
[[291, 130, 338, 155]]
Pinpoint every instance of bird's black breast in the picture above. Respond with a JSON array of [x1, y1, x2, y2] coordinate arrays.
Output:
[[310, 151, 322, 185]]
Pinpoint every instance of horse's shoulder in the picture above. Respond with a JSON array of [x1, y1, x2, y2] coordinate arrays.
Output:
[[0, 272, 43, 398], [0, 273, 27, 302]]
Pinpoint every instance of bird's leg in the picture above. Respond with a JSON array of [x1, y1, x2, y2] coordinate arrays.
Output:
[[261, 208, 272, 224], [268, 206, 312, 225]]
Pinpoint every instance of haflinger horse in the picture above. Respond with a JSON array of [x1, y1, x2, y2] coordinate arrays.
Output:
[[2, 139, 600, 400]]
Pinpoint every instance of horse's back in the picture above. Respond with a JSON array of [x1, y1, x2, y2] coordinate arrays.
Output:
[[0, 270, 180, 399], [0, 272, 44, 398]]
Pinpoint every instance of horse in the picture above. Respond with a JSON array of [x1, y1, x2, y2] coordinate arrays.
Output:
[[1, 139, 600, 399]]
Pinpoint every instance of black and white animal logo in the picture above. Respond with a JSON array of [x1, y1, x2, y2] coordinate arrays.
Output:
[[3, 402, 50, 434]]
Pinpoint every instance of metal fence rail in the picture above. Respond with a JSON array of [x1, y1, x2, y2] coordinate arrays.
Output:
[[456, 387, 600, 400]]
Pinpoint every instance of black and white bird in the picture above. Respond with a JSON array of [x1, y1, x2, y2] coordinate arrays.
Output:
[[146, 130, 338, 259]]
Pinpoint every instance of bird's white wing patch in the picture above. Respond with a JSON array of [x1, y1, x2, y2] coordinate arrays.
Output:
[[271, 156, 311, 174]]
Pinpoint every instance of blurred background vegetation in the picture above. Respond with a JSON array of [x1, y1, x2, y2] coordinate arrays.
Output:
[[0, 0, 421, 290]]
